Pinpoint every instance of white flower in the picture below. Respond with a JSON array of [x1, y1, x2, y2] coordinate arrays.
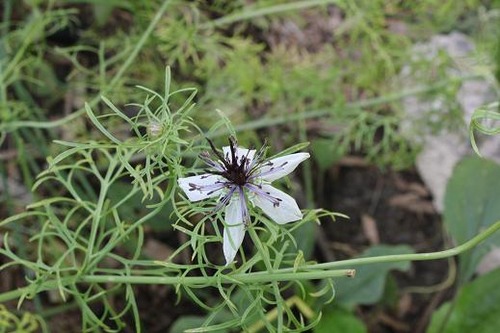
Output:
[[178, 137, 309, 265]]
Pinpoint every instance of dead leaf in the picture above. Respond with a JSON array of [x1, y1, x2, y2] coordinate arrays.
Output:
[[476, 247, 500, 275], [393, 175, 430, 197], [397, 293, 413, 318], [388, 193, 435, 214], [339, 155, 368, 167], [361, 214, 379, 245], [143, 239, 173, 261], [378, 313, 410, 332]]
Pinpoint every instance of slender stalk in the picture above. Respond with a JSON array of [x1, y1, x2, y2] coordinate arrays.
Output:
[[1, 221, 498, 304], [199, 0, 342, 29], [250, 220, 500, 276], [83, 157, 117, 267], [206, 75, 480, 138], [313, 221, 500, 270], [82, 269, 355, 285], [248, 227, 274, 272], [248, 227, 283, 331], [0, 269, 354, 303]]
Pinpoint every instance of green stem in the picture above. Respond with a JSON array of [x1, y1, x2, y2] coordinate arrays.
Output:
[[83, 269, 354, 285], [248, 227, 283, 331], [251, 220, 500, 275], [87, 182, 171, 269], [0, 269, 354, 303], [208, 75, 480, 138], [83, 157, 117, 267], [248, 227, 274, 272], [315, 221, 500, 269], [1, 221, 498, 304], [199, 0, 342, 29]]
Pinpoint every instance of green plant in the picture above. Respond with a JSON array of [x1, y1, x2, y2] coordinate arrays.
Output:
[[2, 1, 500, 332], [1, 67, 499, 332]]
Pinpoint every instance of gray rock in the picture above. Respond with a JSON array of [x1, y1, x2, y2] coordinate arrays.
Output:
[[402, 32, 500, 276], [402, 32, 498, 212]]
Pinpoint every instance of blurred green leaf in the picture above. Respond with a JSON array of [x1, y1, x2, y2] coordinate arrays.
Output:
[[311, 138, 345, 171], [169, 289, 255, 333], [314, 306, 367, 333], [93, 4, 115, 26], [290, 221, 317, 260], [0, 305, 41, 333], [380, 274, 399, 308], [170, 315, 227, 333], [444, 157, 500, 282], [427, 268, 500, 333], [334, 245, 414, 307], [107, 182, 174, 231]]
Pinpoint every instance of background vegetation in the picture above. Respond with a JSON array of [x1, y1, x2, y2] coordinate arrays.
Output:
[[1, 0, 499, 332]]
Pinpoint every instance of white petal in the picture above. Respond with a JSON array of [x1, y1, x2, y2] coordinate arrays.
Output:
[[222, 146, 256, 165], [255, 153, 310, 182], [250, 184, 302, 224], [178, 174, 225, 202], [223, 190, 247, 265]]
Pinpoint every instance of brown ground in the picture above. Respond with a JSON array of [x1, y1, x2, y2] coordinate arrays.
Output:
[[321, 160, 452, 333]]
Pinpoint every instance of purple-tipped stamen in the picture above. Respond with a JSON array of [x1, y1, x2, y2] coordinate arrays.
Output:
[[244, 183, 282, 207], [248, 161, 289, 181], [206, 137, 232, 170], [199, 152, 225, 172], [212, 185, 237, 213], [188, 179, 227, 194]]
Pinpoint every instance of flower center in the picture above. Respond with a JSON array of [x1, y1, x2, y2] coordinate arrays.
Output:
[[203, 136, 254, 187], [222, 158, 249, 186]]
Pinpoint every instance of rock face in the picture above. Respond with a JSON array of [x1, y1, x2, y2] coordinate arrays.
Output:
[[402, 32, 498, 212], [402, 32, 500, 275]]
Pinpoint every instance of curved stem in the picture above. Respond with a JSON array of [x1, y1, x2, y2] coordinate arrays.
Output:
[[241, 220, 500, 276], [1, 221, 498, 304], [199, 0, 342, 29], [207, 75, 480, 138], [313, 221, 500, 270], [0, 269, 354, 303]]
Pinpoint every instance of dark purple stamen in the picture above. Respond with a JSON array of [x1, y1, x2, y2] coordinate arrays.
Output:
[[199, 136, 276, 208], [192, 136, 292, 217], [206, 138, 232, 170], [202, 136, 256, 187]]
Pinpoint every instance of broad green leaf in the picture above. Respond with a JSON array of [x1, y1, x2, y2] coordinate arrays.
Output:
[[427, 268, 500, 333], [444, 157, 500, 282], [334, 245, 414, 306], [314, 306, 367, 333]]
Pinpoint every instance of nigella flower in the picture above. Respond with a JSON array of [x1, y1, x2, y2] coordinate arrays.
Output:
[[178, 136, 310, 265]]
